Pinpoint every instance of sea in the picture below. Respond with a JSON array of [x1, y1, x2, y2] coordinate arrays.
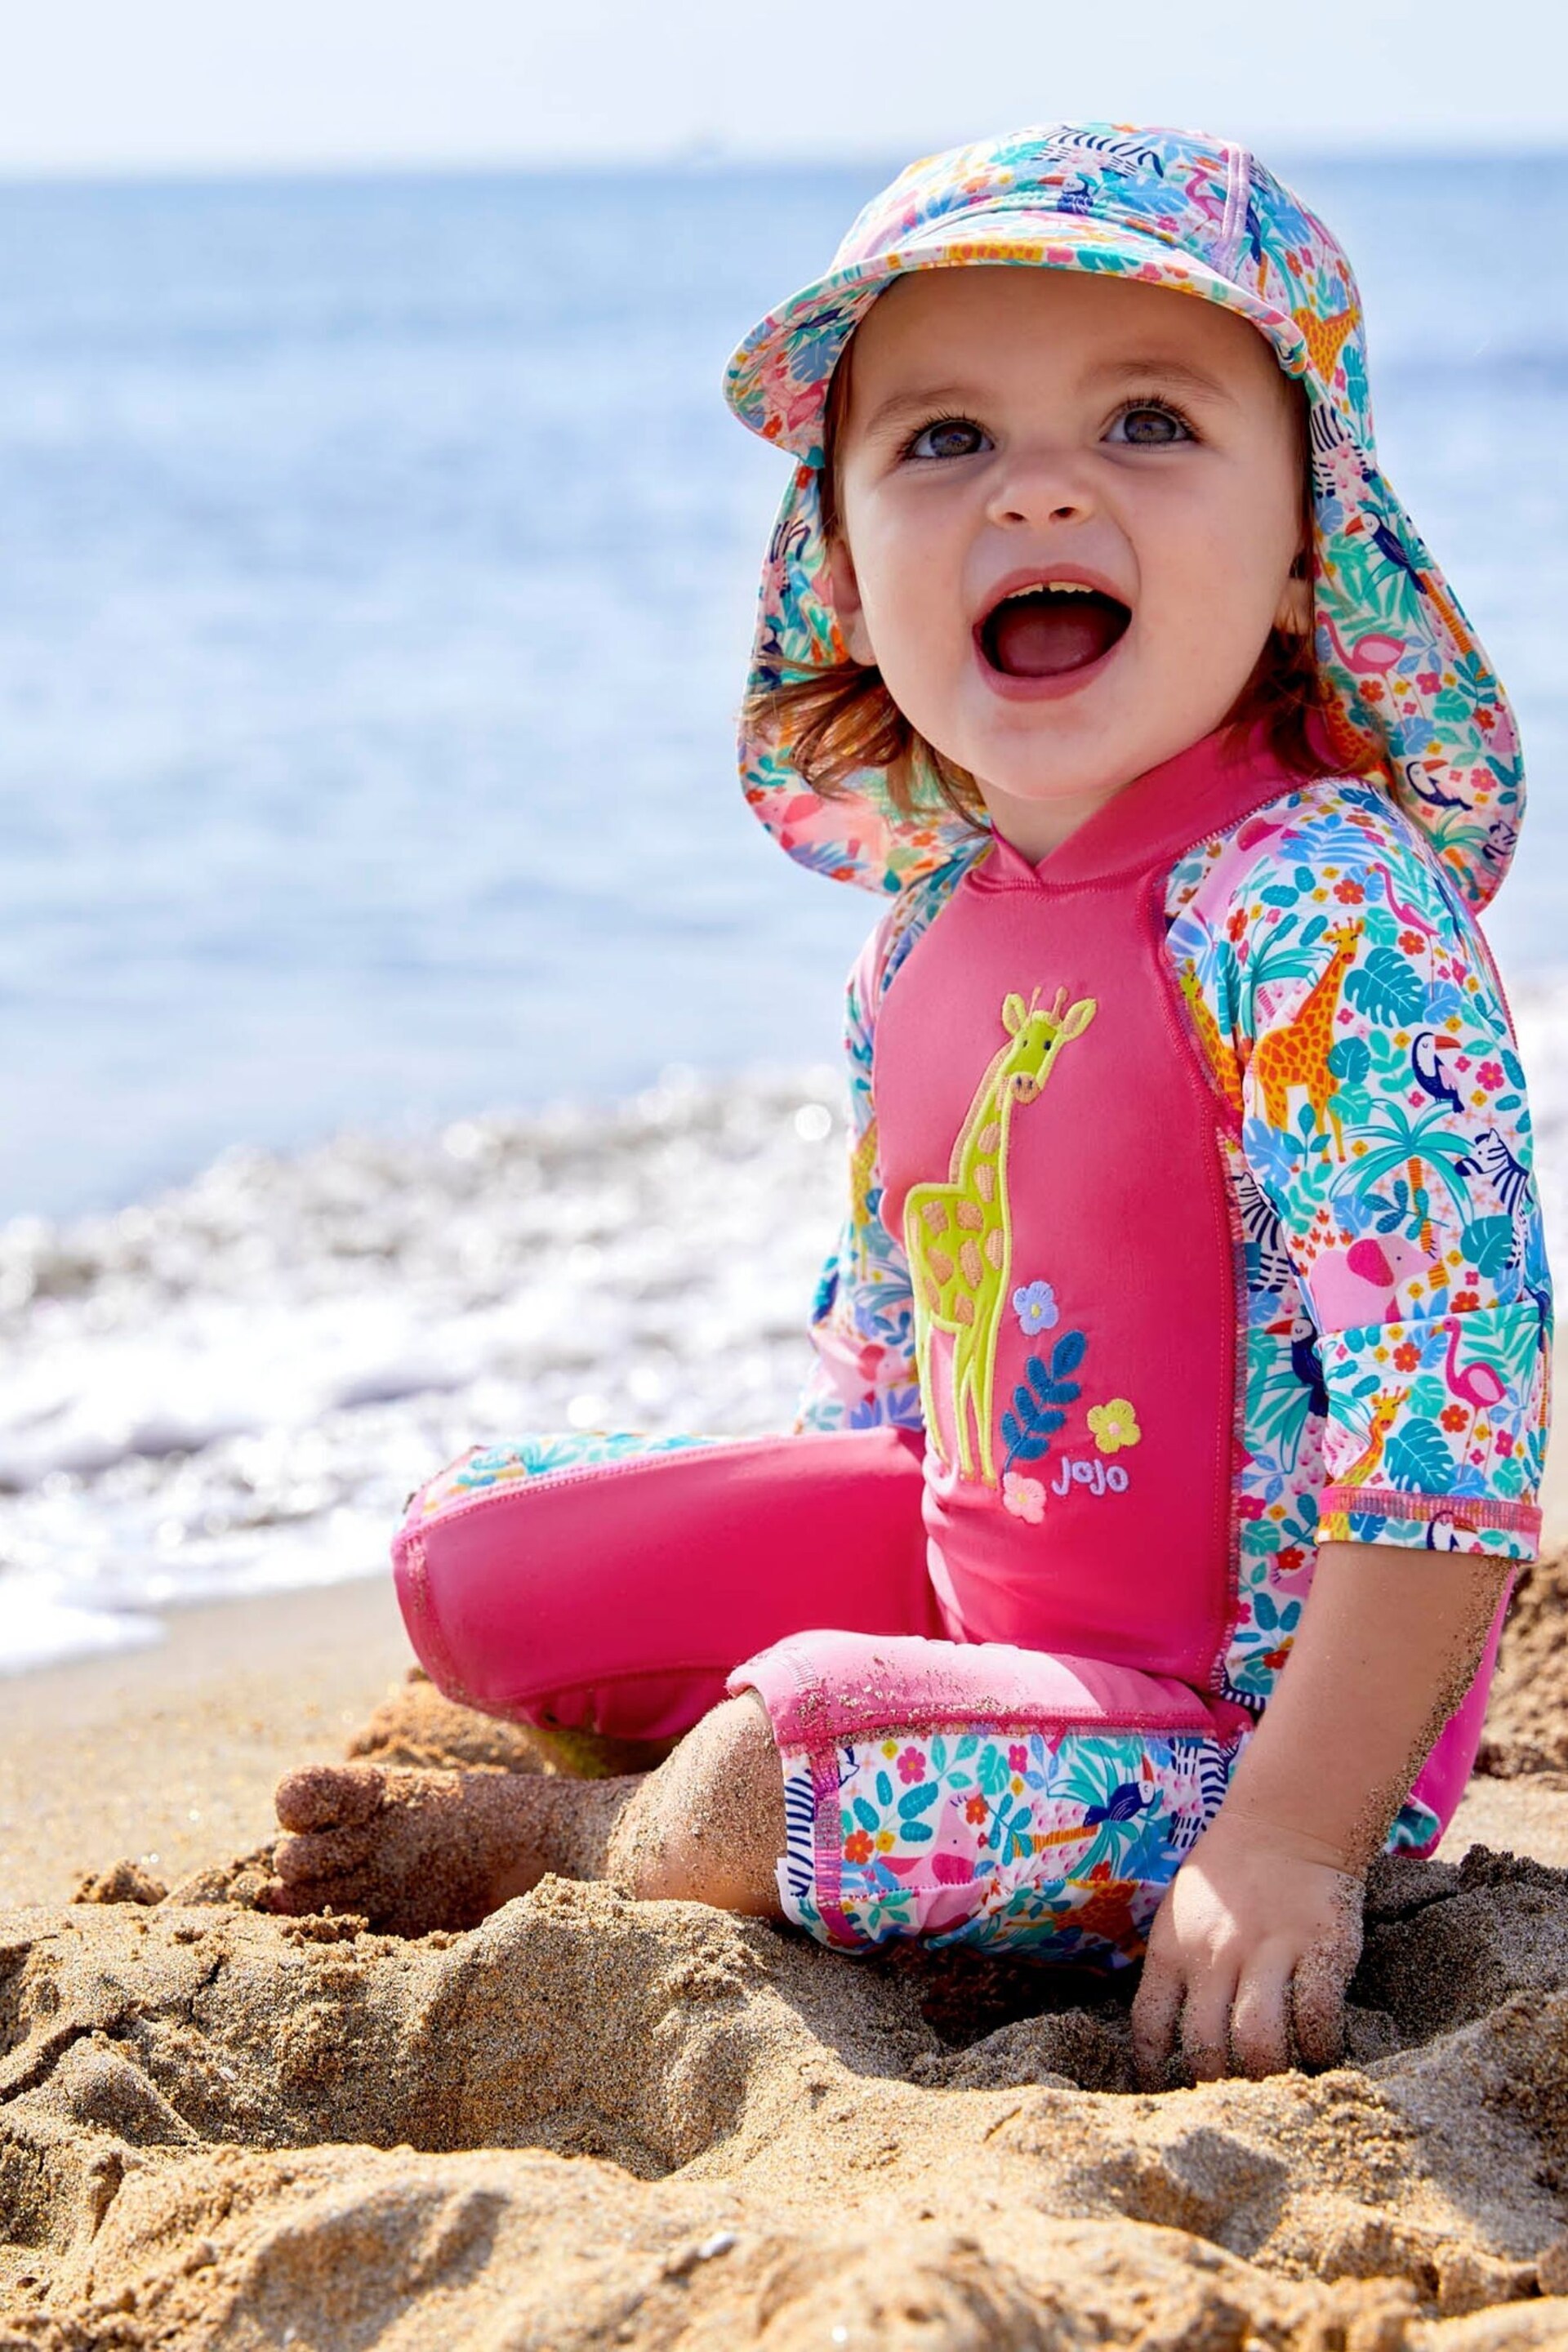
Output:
[[2, 154, 1566, 1673]]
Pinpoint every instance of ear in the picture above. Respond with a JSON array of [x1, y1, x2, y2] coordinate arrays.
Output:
[[1002, 992, 1027, 1036], [1274, 545, 1312, 638], [823, 536, 877, 667]]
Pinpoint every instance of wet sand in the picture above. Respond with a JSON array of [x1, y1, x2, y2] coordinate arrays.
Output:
[[6, 1574, 1568, 2346]]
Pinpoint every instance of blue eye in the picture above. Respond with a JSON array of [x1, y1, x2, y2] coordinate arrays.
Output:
[[906, 416, 990, 461], [1107, 402, 1194, 447]]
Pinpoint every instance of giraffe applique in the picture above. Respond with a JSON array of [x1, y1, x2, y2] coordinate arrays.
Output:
[[1248, 921, 1362, 1159], [1336, 1386, 1408, 1489], [904, 987, 1097, 1485]]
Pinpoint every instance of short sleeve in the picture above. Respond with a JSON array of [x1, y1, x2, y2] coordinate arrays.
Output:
[[795, 919, 924, 1434], [1230, 788, 1551, 1560]]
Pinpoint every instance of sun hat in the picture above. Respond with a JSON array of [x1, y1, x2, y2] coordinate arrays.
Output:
[[723, 123, 1522, 914]]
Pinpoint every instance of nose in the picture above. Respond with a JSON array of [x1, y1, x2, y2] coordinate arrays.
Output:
[[984, 448, 1096, 530]]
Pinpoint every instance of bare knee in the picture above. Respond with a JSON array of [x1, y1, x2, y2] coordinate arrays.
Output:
[[608, 1690, 784, 1915]]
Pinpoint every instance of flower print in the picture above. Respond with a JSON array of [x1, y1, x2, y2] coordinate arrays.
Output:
[[1002, 1473, 1046, 1522], [1087, 1398, 1143, 1454], [1453, 1290, 1480, 1312], [1262, 1643, 1294, 1671], [1498, 1432, 1515, 1456], [897, 1747, 926, 1784], [1393, 1342, 1421, 1371], [1400, 930, 1427, 955], [843, 1830, 874, 1864], [1274, 1545, 1307, 1575], [1476, 1062, 1503, 1091], [1012, 1279, 1059, 1335], [1441, 1404, 1468, 1432], [1334, 878, 1365, 904], [875, 1830, 895, 1853], [1008, 1744, 1029, 1773], [964, 1794, 988, 1825]]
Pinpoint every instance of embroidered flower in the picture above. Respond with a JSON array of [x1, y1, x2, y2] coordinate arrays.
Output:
[[1012, 1279, 1059, 1335], [1087, 1398, 1143, 1454], [843, 1830, 874, 1864], [897, 1746, 926, 1784], [1002, 1473, 1046, 1522]]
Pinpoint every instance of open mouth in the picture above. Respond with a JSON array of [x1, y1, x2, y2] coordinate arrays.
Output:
[[977, 581, 1132, 679]]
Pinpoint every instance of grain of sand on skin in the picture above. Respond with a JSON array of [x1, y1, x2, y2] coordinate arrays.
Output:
[[5, 1575, 1568, 2345]]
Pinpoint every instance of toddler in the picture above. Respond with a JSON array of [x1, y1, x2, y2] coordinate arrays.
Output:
[[266, 125, 1552, 2085]]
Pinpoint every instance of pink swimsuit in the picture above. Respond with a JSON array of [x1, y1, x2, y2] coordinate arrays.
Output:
[[393, 728, 1545, 1963]]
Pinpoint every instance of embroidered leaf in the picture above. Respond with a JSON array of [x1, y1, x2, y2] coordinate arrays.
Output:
[[1385, 1418, 1458, 1493], [1001, 1424, 1053, 1463], [1051, 1330, 1088, 1380], [898, 1780, 940, 1820]]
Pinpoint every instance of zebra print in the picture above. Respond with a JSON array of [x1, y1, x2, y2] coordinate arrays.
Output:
[[1233, 1160, 1297, 1299], [780, 1758, 820, 1909], [1459, 1125, 1534, 1218]]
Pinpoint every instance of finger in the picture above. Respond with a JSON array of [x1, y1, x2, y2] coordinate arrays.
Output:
[[1292, 1919, 1362, 2070], [274, 1763, 387, 1834], [1180, 1962, 1240, 2083], [1131, 1950, 1186, 2089], [1228, 1953, 1294, 2080]]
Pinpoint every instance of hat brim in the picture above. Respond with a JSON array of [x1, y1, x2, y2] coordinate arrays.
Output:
[[724, 207, 1313, 457], [728, 202, 1522, 916]]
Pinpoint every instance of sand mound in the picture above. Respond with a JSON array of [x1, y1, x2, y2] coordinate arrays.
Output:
[[1478, 1557, 1568, 1783], [8, 1700, 1568, 2346]]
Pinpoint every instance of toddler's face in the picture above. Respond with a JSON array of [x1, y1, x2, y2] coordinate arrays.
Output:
[[824, 267, 1307, 853]]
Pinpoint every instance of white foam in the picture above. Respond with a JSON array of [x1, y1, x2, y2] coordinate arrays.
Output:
[[2, 1004, 1564, 1682]]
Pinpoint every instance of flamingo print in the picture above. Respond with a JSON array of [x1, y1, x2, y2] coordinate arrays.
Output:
[[1441, 1317, 1507, 1452], [1366, 860, 1436, 936]]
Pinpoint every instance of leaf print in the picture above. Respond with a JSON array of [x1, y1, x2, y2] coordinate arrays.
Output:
[[1343, 944, 1425, 1026], [1384, 1418, 1460, 1493], [1460, 1217, 1512, 1278]]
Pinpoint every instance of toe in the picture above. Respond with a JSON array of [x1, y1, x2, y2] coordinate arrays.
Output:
[[274, 1762, 389, 1833], [270, 1823, 376, 1885]]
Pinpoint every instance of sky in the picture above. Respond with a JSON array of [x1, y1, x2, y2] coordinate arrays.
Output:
[[3, 0, 1566, 177]]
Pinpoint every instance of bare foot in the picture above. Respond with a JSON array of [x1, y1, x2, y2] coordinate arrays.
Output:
[[262, 1762, 633, 1936]]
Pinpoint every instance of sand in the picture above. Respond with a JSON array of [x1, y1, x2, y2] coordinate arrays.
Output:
[[7, 1579, 1568, 2346]]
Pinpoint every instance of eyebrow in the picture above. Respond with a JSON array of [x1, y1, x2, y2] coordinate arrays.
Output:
[[858, 354, 1241, 439]]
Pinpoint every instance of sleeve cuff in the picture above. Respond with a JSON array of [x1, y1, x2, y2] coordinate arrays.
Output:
[[1316, 1302, 1548, 1561]]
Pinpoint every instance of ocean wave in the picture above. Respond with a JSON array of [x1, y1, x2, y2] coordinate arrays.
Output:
[[4, 979, 1566, 1677], [0, 1066, 849, 1672]]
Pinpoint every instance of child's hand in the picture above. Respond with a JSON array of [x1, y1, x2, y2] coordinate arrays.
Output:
[[1130, 1814, 1364, 2085]]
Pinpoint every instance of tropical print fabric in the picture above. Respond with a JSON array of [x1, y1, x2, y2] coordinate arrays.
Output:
[[777, 1725, 1240, 1960], [412, 1429, 731, 1520], [723, 122, 1523, 921], [800, 777, 1552, 1727]]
